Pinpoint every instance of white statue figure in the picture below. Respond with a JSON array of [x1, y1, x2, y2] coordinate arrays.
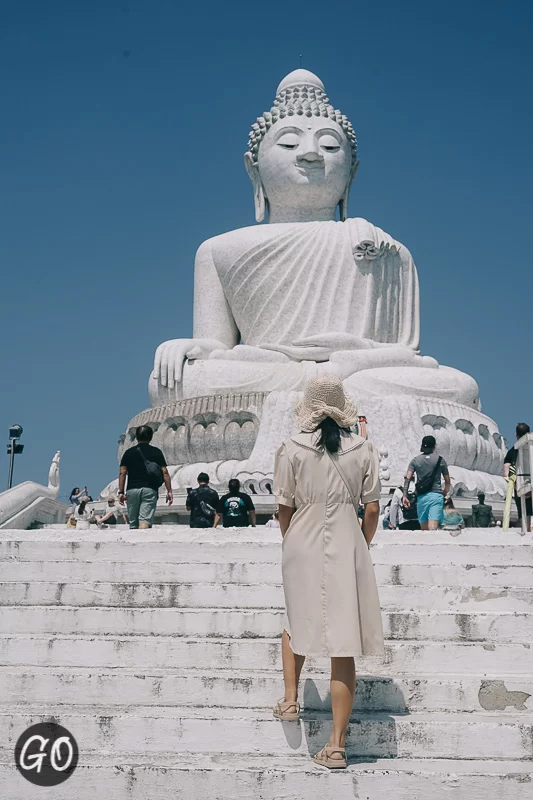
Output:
[[149, 69, 478, 409], [110, 67, 504, 499], [48, 451, 60, 496]]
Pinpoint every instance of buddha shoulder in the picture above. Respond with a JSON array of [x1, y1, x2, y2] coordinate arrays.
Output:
[[194, 218, 412, 271], [194, 224, 294, 270]]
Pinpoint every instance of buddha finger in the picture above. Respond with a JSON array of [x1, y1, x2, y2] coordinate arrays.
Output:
[[154, 345, 164, 382], [167, 348, 177, 387]]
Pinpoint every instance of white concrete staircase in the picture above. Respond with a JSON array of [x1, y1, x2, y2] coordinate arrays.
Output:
[[0, 527, 532, 799]]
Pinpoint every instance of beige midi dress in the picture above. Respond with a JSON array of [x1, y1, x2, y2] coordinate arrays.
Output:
[[274, 431, 385, 658]]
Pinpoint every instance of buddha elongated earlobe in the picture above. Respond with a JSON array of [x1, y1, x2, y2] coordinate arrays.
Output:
[[254, 183, 266, 222], [339, 189, 349, 222], [339, 159, 359, 221], [244, 152, 266, 223]]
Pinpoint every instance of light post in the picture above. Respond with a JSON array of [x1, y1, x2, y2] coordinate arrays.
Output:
[[7, 425, 24, 490]]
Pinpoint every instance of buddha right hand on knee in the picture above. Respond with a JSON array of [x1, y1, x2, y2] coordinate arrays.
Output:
[[152, 338, 228, 394]]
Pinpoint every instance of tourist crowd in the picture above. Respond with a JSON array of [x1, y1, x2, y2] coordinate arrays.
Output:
[[66, 412, 531, 533]]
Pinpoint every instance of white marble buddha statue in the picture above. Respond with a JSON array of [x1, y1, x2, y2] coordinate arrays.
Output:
[[149, 69, 478, 410]]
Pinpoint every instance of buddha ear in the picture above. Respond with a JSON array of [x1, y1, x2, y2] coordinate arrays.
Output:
[[244, 152, 266, 223], [339, 159, 359, 222]]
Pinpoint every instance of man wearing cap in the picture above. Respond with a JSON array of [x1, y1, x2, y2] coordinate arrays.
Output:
[[96, 497, 128, 528], [402, 436, 451, 530]]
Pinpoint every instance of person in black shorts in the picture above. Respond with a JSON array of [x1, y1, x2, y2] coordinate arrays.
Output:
[[214, 479, 256, 528], [504, 422, 532, 529], [186, 473, 219, 528]]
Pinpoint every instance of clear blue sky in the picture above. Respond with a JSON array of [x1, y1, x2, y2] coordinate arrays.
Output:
[[1, 0, 531, 500]]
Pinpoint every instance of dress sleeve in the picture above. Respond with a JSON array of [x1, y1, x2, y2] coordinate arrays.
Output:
[[274, 442, 296, 508], [362, 442, 381, 503]]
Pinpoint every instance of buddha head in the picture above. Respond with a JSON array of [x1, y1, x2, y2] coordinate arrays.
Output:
[[245, 70, 359, 223]]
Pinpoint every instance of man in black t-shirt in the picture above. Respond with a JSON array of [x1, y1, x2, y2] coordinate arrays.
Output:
[[214, 479, 256, 528], [118, 425, 173, 529], [504, 422, 532, 528], [186, 473, 219, 528]]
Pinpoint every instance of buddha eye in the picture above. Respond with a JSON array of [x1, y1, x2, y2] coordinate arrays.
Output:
[[319, 134, 341, 153], [277, 133, 300, 150]]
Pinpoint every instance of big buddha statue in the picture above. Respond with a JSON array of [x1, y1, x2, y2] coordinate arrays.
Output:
[[115, 70, 505, 501]]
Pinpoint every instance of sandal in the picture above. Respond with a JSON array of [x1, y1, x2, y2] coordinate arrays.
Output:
[[272, 698, 300, 721], [313, 745, 347, 769]]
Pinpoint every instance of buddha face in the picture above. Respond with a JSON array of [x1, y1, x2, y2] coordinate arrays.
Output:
[[256, 115, 353, 218]]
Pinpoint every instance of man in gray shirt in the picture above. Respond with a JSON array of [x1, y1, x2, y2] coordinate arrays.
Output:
[[403, 435, 451, 530]]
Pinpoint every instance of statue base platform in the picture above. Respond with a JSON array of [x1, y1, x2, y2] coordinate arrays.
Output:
[[105, 389, 506, 501]]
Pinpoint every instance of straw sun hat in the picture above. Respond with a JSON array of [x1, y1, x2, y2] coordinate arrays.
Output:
[[295, 374, 358, 433]]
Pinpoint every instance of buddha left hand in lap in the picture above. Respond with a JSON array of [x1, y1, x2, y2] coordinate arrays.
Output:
[[149, 70, 475, 408]]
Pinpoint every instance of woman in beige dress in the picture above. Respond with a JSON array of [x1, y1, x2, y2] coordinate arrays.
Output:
[[273, 375, 384, 769]]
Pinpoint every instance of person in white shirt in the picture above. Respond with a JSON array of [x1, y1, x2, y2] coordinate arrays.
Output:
[[389, 482, 419, 530], [266, 510, 280, 528], [96, 497, 128, 527], [74, 499, 91, 530]]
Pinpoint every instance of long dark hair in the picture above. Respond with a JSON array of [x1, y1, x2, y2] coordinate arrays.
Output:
[[316, 417, 350, 454], [78, 499, 88, 515], [69, 487, 80, 502]]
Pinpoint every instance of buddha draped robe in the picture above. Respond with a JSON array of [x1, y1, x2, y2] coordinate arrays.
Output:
[[217, 218, 420, 353]]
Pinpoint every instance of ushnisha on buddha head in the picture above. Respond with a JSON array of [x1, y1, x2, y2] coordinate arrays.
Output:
[[245, 69, 359, 224]]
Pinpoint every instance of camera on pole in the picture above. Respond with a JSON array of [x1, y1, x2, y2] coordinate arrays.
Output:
[[7, 425, 24, 489]]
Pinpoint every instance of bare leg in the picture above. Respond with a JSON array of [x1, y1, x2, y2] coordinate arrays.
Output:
[[427, 520, 439, 531], [327, 656, 356, 757], [281, 630, 305, 703], [139, 522, 150, 529], [420, 521, 429, 531]]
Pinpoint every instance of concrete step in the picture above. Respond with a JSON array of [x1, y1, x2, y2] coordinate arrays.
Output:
[[1, 753, 532, 800], [2, 580, 532, 611], [3, 528, 530, 544], [2, 704, 532, 760], [3, 558, 532, 588], [1, 666, 531, 714], [2, 634, 532, 674], [2, 528, 532, 566], [2, 605, 532, 642]]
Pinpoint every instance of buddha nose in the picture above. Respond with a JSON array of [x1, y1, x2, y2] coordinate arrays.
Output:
[[298, 149, 322, 163], [297, 136, 323, 163]]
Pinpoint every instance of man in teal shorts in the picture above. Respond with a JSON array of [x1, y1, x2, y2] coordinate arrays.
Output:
[[402, 436, 451, 530]]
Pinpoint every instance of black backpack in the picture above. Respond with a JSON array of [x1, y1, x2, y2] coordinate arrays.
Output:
[[136, 445, 165, 489], [191, 487, 216, 522]]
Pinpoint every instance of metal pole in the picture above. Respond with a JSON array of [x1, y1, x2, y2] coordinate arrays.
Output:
[[7, 439, 15, 490]]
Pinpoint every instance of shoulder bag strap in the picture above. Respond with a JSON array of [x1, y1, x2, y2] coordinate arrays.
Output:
[[324, 449, 359, 513], [429, 456, 443, 487], [136, 445, 148, 464]]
